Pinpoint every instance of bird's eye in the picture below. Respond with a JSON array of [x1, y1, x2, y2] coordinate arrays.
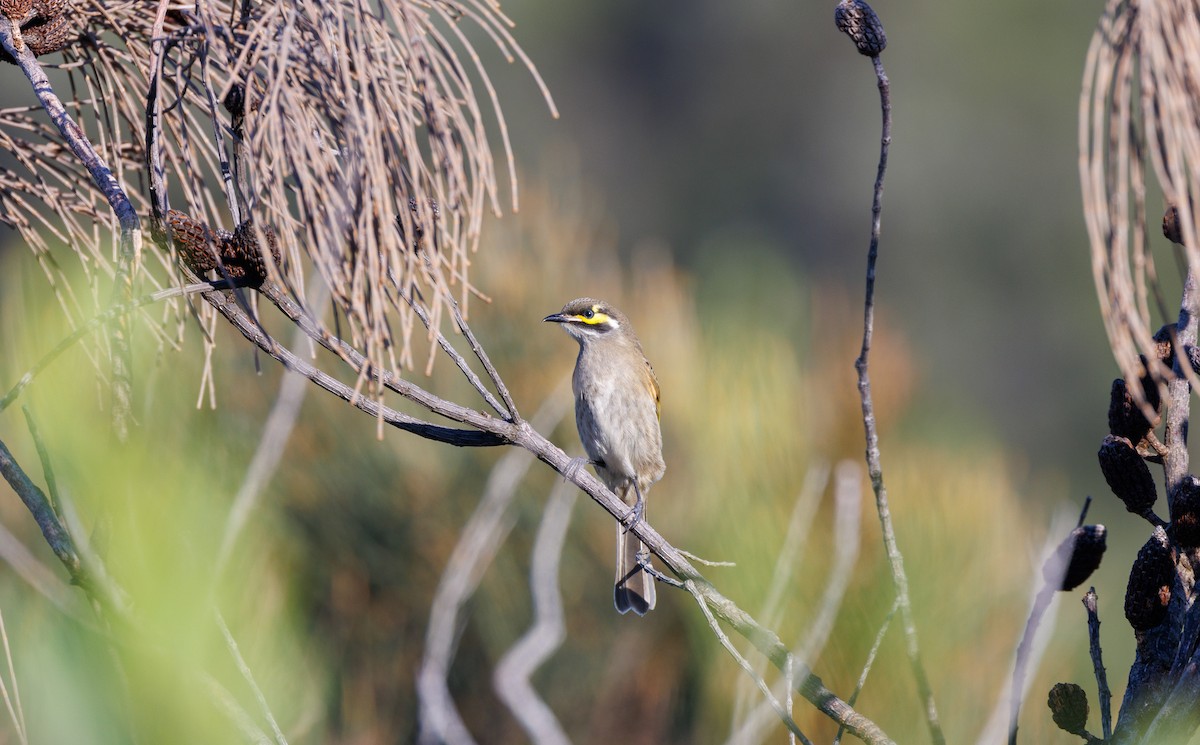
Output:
[[583, 309, 595, 319]]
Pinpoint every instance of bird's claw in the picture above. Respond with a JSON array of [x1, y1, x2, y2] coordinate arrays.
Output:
[[622, 484, 645, 533], [563, 456, 589, 483]]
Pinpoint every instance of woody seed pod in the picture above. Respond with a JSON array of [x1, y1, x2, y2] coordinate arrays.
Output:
[[1165, 205, 1184, 245], [1125, 527, 1174, 631], [1098, 434, 1157, 515], [1047, 683, 1089, 736], [834, 0, 887, 56], [166, 209, 218, 275], [1108, 378, 1159, 444], [1044, 525, 1106, 592]]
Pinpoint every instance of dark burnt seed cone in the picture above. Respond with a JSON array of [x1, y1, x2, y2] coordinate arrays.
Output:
[[1044, 525, 1107, 592], [1108, 378, 1159, 444], [1047, 683, 1089, 736], [223, 83, 245, 117], [1098, 434, 1157, 515], [1170, 475, 1200, 548], [1125, 527, 1174, 631], [834, 0, 886, 56]]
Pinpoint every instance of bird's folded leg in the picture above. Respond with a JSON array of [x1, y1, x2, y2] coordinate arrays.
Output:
[[623, 481, 645, 533]]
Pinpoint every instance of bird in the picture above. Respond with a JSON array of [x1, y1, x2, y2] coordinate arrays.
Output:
[[544, 298, 666, 615]]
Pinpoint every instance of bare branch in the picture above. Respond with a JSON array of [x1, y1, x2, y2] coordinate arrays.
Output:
[[216, 611, 289, 745], [493, 480, 576, 745], [729, 460, 862, 745], [731, 462, 830, 731], [416, 392, 571, 745], [1083, 588, 1112, 739], [842, 22, 944, 744], [685, 580, 813, 745], [834, 596, 899, 745]]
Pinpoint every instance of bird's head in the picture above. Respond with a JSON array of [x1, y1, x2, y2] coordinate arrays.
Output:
[[543, 298, 627, 344]]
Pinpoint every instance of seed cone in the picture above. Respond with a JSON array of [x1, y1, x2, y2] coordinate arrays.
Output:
[[0, 0, 74, 63], [1047, 683, 1089, 736], [834, 0, 887, 56], [1165, 205, 1185, 245], [167, 209, 218, 275], [1098, 434, 1157, 515], [166, 210, 280, 286], [1125, 526, 1174, 631], [1170, 475, 1200, 548], [1044, 525, 1107, 592], [1108, 376, 1160, 444]]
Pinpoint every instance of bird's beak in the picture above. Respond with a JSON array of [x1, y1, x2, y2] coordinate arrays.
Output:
[[543, 312, 569, 324]]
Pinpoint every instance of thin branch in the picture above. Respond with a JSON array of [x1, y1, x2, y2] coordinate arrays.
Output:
[[450, 300, 520, 422], [216, 611, 289, 745], [850, 46, 944, 745], [731, 462, 830, 731], [205, 288, 508, 446], [1009, 585, 1058, 745], [1165, 268, 1198, 495], [1006, 504, 1091, 745], [493, 479, 576, 745], [0, 607, 27, 745], [729, 460, 862, 745], [405, 294, 506, 417], [685, 580, 813, 745], [0, 15, 142, 442], [834, 596, 900, 745], [20, 406, 62, 520], [0, 437, 79, 579], [1083, 588, 1112, 740]]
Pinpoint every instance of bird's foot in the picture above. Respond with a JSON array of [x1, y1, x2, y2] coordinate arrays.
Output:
[[563, 456, 590, 483], [622, 483, 645, 533]]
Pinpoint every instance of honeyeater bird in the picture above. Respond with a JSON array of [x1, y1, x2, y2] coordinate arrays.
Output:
[[544, 298, 666, 615]]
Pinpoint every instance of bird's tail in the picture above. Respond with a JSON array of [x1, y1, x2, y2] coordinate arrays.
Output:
[[614, 486, 655, 615]]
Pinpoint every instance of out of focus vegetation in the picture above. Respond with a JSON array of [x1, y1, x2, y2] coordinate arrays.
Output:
[[0, 0, 1170, 743]]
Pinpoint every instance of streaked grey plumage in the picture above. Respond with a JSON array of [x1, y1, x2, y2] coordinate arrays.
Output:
[[544, 298, 665, 615]]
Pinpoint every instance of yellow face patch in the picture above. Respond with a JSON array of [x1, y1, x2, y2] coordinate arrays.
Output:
[[574, 305, 613, 326]]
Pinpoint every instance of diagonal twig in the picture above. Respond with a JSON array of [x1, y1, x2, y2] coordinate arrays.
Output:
[[729, 460, 862, 744], [834, 595, 900, 745], [216, 611, 289, 745], [1083, 588, 1112, 739], [844, 28, 944, 745], [686, 579, 813, 745]]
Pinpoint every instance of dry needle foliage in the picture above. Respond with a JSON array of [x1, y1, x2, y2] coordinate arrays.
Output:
[[0, 0, 555, 377], [1081, 0, 1200, 384]]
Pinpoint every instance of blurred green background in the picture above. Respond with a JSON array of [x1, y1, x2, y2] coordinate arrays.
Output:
[[0, 0, 1182, 743]]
